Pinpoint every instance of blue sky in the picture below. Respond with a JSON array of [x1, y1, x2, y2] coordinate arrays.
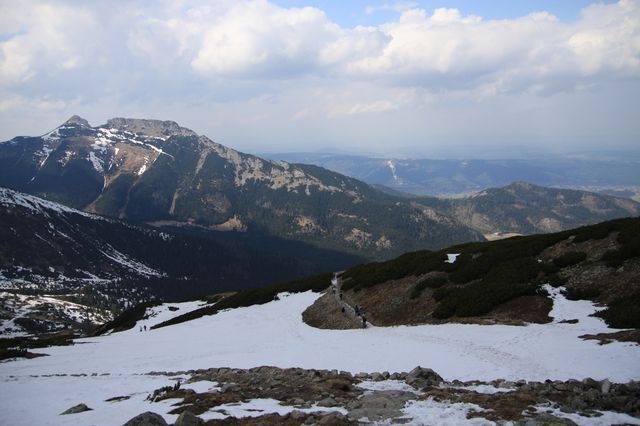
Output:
[[272, 0, 618, 26], [0, 0, 638, 158]]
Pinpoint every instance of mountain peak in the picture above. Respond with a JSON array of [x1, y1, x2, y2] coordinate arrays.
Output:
[[64, 115, 91, 127], [103, 117, 196, 139]]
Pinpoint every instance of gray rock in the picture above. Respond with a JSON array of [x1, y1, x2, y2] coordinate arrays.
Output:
[[174, 410, 203, 426], [318, 412, 348, 424], [405, 366, 443, 389], [347, 390, 414, 421], [600, 379, 611, 394], [317, 397, 338, 407], [122, 411, 168, 426], [290, 410, 307, 420], [60, 403, 92, 415], [221, 383, 241, 393]]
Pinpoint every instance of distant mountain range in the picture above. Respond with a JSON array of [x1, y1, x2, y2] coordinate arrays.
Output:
[[433, 181, 640, 236], [0, 116, 484, 259], [263, 153, 640, 197], [2, 116, 639, 262]]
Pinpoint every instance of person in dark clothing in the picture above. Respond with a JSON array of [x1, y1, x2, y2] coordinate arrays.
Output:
[[354, 305, 360, 316], [362, 316, 367, 329], [144, 325, 147, 331]]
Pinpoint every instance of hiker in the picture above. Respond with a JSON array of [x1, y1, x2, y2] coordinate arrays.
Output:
[[354, 305, 360, 316], [339, 292, 343, 300], [139, 326, 142, 332], [362, 316, 367, 329], [144, 325, 147, 331]]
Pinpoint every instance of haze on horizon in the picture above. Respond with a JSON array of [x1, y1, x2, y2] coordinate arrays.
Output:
[[0, 0, 639, 159]]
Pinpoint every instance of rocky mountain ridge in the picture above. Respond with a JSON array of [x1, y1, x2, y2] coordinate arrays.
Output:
[[0, 116, 485, 258], [3, 116, 639, 261], [438, 181, 640, 236]]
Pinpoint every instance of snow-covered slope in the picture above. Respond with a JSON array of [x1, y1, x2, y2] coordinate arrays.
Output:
[[0, 287, 638, 425]]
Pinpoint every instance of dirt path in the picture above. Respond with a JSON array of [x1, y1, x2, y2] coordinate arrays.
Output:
[[330, 272, 373, 329]]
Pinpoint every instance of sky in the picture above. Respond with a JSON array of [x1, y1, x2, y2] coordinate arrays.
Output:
[[0, 0, 638, 158]]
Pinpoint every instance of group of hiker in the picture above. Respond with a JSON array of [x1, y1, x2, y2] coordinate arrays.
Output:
[[331, 279, 368, 329]]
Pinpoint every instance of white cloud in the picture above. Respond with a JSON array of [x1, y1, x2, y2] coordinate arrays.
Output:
[[0, 0, 638, 154], [188, 1, 340, 77]]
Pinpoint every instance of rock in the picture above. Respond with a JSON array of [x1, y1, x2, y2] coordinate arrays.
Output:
[[122, 411, 168, 426], [347, 390, 414, 421], [600, 379, 611, 394], [582, 378, 599, 389], [290, 410, 307, 420], [60, 403, 92, 415], [221, 383, 241, 393], [405, 366, 443, 389], [174, 411, 203, 426], [317, 397, 338, 407], [318, 412, 348, 425]]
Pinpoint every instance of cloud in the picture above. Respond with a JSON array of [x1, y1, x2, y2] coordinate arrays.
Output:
[[365, 1, 419, 16], [329, 100, 399, 117], [0, 0, 638, 154], [188, 1, 340, 77]]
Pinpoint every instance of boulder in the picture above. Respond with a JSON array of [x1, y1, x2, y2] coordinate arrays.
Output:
[[318, 412, 349, 425], [174, 410, 203, 426], [405, 366, 443, 389], [122, 411, 168, 426], [317, 397, 338, 407], [60, 403, 92, 415]]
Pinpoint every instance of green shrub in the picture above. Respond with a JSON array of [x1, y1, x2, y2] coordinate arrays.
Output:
[[545, 273, 568, 287], [0, 348, 27, 361], [410, 276, 447, 299], [553, 251, 587, 268], [603, 235, 640, 267], [432, 286, 453, 302], [597, 293, 640, 328], [342, 250, 447, 291], [563, 286, 601, 301], [573, 222, 614, 243]]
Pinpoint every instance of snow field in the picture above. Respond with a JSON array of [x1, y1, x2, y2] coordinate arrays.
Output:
[[0, 287, 638, 425]]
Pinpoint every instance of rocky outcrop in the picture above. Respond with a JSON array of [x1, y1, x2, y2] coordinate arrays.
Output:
[[405, 366, 444, 389], [122, 411, 168, 426], [60, 403, 92, 415], [129, 366, 640, 425]]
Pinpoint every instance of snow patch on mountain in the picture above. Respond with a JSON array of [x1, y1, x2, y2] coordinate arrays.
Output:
[[87, 151, 104, 173], [0, 187, 99, 220], [99, 245, 163, 277]]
